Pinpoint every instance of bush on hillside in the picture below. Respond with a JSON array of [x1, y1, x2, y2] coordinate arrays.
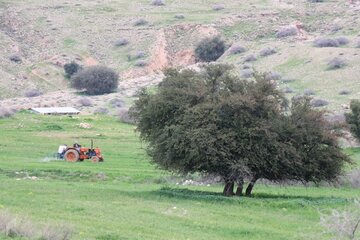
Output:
[[303, 89, 315, 96], [339, 89, 351, 95], [174, 14, 185, 19], [314, 38, 339, 47], [335, 37, 350, 46], [356, 39, 360, 48], [195, 36, 226, 62], [71, 66, 118, 95], [134, 18, 148, 26], [0, 107, 16, 119], [259, 47, 277, 57], [151, 0, 165, 5], [345, 100, 360, 141], [110, 98, 125, 108], [9, 54, 22, 63], [78, 98, 93, 107], [276, 26, 298, 38], [328, 57, 346, 70], [212, 4, 225, 11], [229, 45, 246, 55], [118, 108, 134, 124], [114, 38, 129, 47], [25, 89, 43, 98], [311, 98, 329, 107], [64, 61, 82, 78], [243, 54, 257, 62]]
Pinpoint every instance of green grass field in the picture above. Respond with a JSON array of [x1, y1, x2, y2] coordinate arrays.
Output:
[[0, 112, 359, 240]]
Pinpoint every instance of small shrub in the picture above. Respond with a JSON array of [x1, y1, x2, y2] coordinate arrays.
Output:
[[229, 45, 246, 55], [240, 69, 254, 79], [347, 169, 360, 188], [264, 71, 281, 81], [276, 26, 298, 38], [134, 60, 148, 67], [242, 63, 252, 69], [94, 107, 109, 115], [174, 14, 185, 19], [311, 98, 329, 107], [244, 54, 257, 62], [282, 87, 294, 93], [134, 51, 145, 59], [0, 107, 15, 119], [114, 38, 129, 47], [110, 98, 125, 108], [259, 47, 277, 57], [25, 89, 43, 98], [212, 4, 225, 11], [195, 36, 226, 62], [134, 18, 148, 26], [356, 39, 360, 48], [78, 98, 93, 107], [339, 89, 351, 95], [328, 57, 346, 70], [336, 37, 350, 46], [9, 54, 22, 63], [303, 89, 315, 96], [314, 38, 339, 47], [151, 0, 165, 5], [118, 108, 134, 124], [71, 66, 118, 95], [64, 61, 82, 78]]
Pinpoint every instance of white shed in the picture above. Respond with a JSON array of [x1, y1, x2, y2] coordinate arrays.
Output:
[[31, 107, 80, 115]]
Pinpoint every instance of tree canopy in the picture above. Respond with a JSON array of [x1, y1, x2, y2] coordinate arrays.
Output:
[[130, 64, 350, 196]]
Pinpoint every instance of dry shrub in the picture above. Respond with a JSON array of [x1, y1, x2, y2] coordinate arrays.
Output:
[[134, 18, 148, 26], [320, 200, 360, 240], [240, 69, 254, 79], [336, 37, 350, 46], [151, 0, 165, 6], [212, 4, 225, 11], [134, 60, 148, 67], [114, 38, 129, 47], [339, 89, 351, 95], [174, 14, 185, 19], [264, 71, 281, 81], [78, 98, 93, 107], [94, 107, 109, 115], [303, 89, 315, 96], [243, 54, 257, 62], [259, 47, 277, 57], [311, 98, 329, 107], [0, 107, 16, 119], [328, 57, 346, 70], [134, 51, 145, 59], [276, 26, 298, 38], [40, 224, 73, 240], [118, 108, 134, 124], [25, 89, 43, 98], [229, 45, 246, 55], [314, 38, 340, 47]]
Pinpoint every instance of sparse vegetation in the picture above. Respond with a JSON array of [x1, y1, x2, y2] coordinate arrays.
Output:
[[151, 0, 165, 6], [71, 66, 118, 95], [78, 97, 92, 107], [328, 57, 346, 70], [264, 71, 281, 80], [195, 36, 226, 62], [174, 14, 185, 19], [114, 38, 129, 47], [134, 60, 148, 67], [282, 87, 294, 93], [0, 107, 15, 119], [276, 26, 298, 38], [339, 89, 351, 95], [311, 98, 329, 107], [243, 54, 257, 62], [9, 54, 22, 63], [228, 45, 246, 55], [259, 47, 277, 57], [304, 89, 315, 96], [314, 38, 340, 47], [134, 18, 148, 26], [93, 107, 109, 115], [212, 4, 225, 11], [240, 69, 254, 78], [25, 89, 42, 98], [336, 37, 350, 46]]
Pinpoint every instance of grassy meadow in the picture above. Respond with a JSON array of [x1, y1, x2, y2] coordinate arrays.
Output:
[[0, 112, 359, 239]]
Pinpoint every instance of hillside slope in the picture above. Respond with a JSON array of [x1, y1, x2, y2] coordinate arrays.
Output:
[[0, 0, 359, 112]]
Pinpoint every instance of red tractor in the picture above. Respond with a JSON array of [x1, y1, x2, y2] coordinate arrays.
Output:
[[58, 140, 104, 163]]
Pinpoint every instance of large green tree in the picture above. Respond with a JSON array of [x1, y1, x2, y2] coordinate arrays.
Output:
[[131, 64, 350, 196]]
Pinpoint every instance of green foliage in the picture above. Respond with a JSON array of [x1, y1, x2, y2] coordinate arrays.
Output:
[[64, 62, 82, 78], [195, 36, 226, 62], [131, 65, 350, 196], [346, 100, 360, 140], [71, 66, 119, 95]]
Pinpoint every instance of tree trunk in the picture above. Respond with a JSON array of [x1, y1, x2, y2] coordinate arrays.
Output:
[[235, 178, 244, 196], [245, 177, 258, 196], [223, 181, 235, 197]]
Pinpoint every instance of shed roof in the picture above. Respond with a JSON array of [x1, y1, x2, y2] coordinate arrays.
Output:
[[31, 107, 80, 115]]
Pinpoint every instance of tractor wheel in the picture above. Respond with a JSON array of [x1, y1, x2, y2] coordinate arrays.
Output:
[[64, 149, 79, 162], [91, 156, 100, 163]]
